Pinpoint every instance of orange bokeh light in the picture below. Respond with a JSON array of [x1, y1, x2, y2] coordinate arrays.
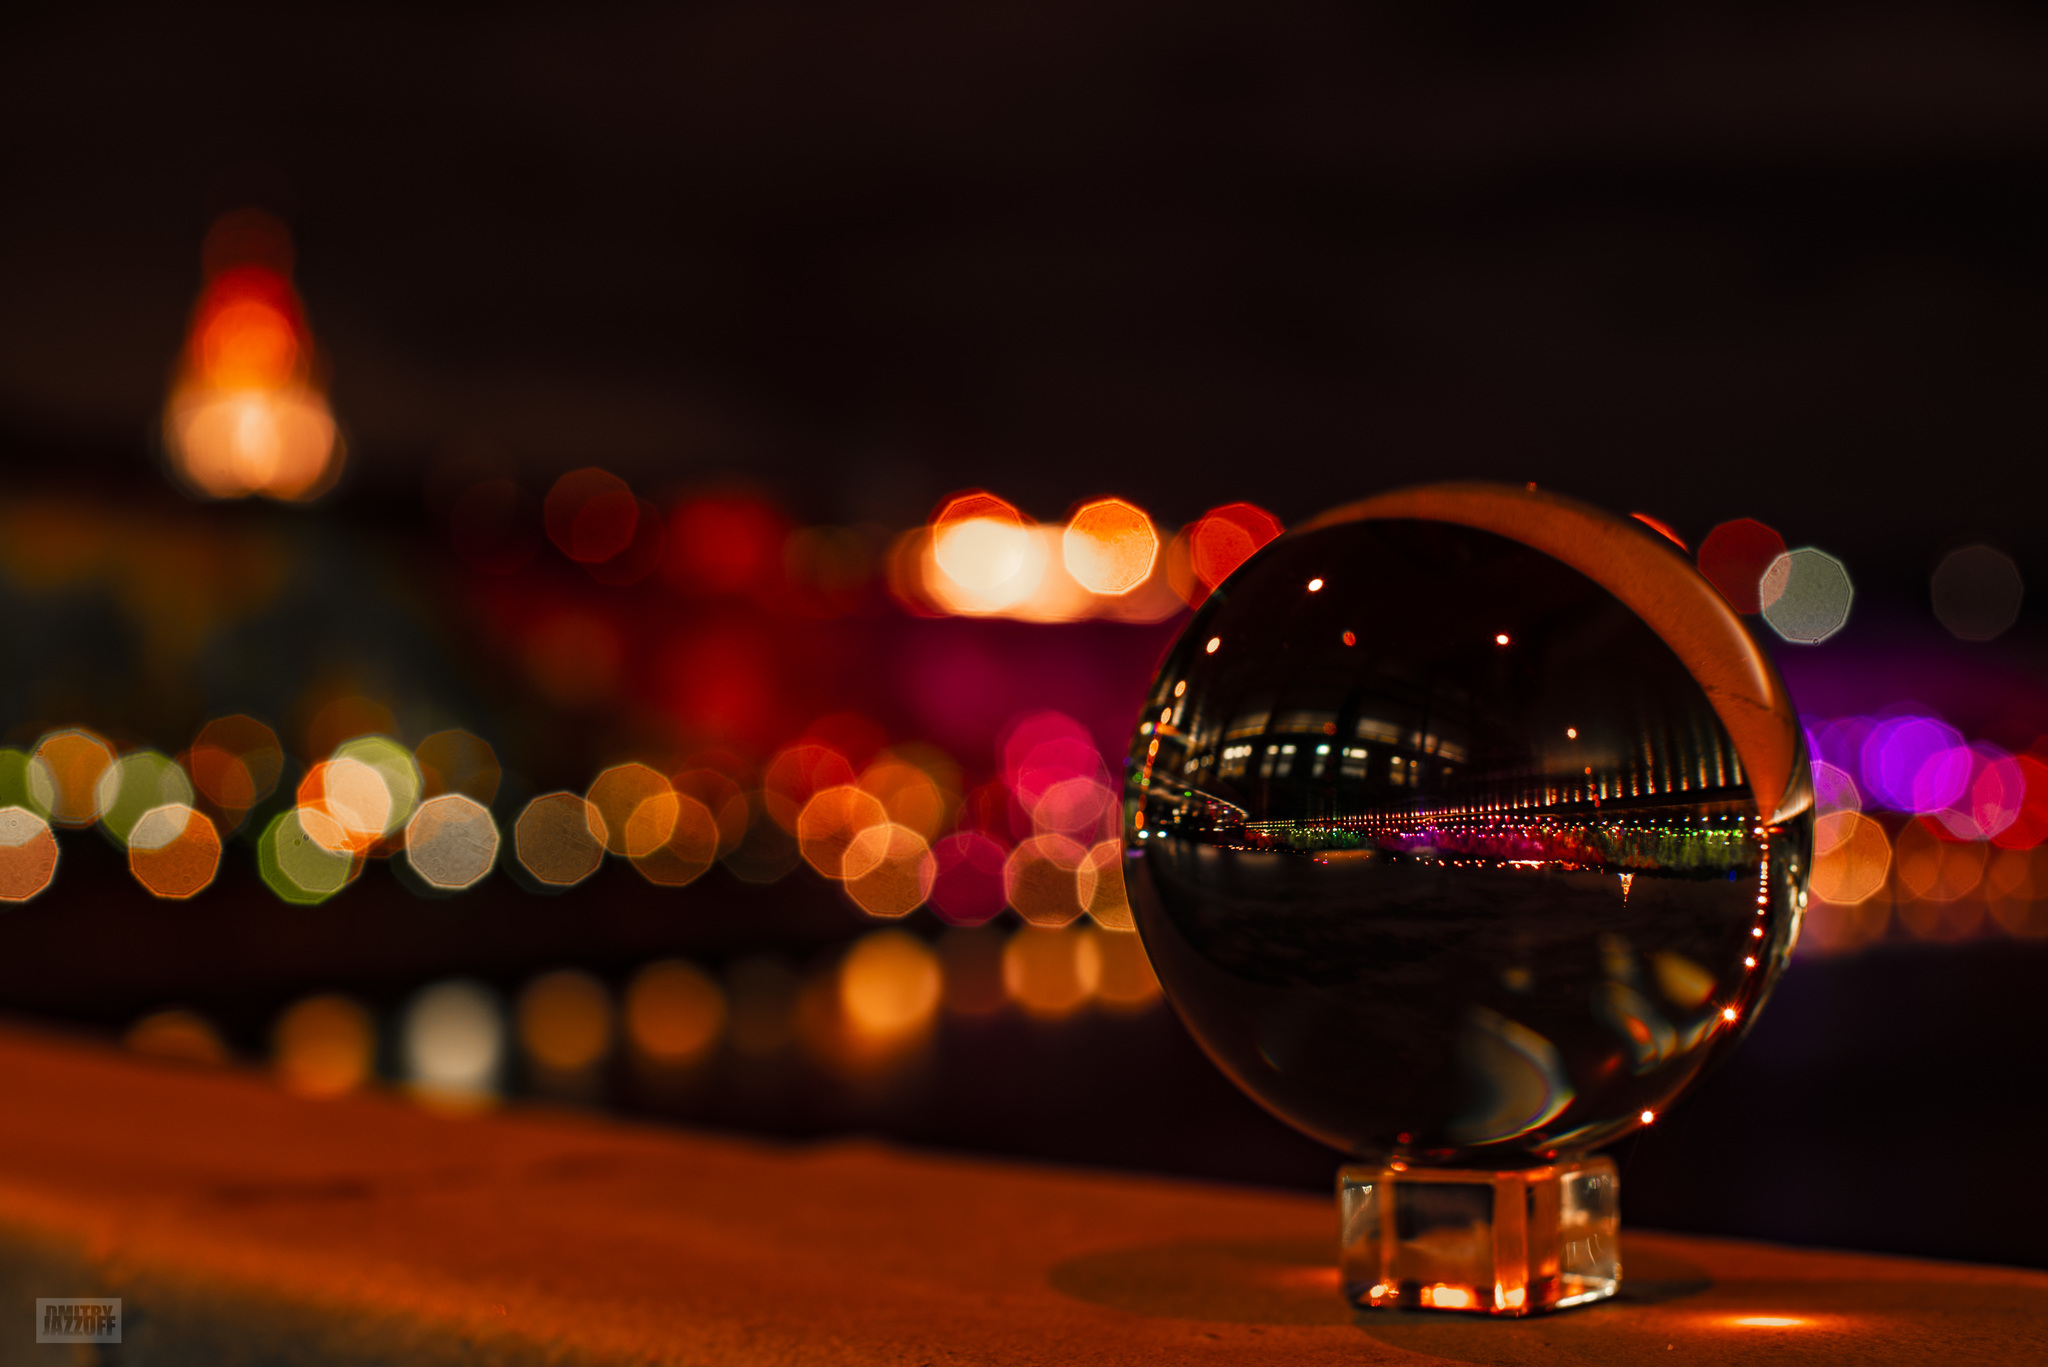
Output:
[[1062, 498, 1159, 596], [127, 804, 222, 900], [28, 728, 115, 827], [797, 785, 891, 880], [0, 807, 59, 903]]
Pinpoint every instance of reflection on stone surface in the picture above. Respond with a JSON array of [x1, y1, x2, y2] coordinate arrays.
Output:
[[1124, 515, 1810, 1166]]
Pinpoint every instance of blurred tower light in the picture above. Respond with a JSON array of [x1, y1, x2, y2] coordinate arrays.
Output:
[[162, 208, 343, 502]]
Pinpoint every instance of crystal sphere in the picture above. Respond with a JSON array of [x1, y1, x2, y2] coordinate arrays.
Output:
[[1124, 485, 1812, 1167]]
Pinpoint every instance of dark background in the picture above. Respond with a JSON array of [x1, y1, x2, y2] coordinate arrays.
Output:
[[2, 1, 2046, 1271]]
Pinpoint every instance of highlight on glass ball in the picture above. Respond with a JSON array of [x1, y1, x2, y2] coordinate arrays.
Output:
[[1121, 482, 1813, 1317]]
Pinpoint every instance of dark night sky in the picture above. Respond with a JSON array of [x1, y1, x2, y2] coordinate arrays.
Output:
[[3, 2, 2046, 594]]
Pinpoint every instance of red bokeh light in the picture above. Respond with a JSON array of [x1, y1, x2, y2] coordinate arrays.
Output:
[[664, 493, 790, 595], [1188, 502, 1283, 594], [545, 469, 639, 564], [1697, 518, 1787, 614]]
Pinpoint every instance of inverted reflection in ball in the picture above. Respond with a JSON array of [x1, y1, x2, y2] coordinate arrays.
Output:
[[1124, 487, 1811, 1167]]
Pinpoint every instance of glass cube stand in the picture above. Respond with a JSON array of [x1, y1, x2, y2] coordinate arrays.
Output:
[[1338, 1156, 1620, 1316]]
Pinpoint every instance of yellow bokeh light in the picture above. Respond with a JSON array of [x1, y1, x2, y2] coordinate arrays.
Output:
[[514, 792, 608, 887], [587, 763, 674, 857], [27, 728, 116, 827], [165, 384, 341, 502], [330, 735, 422, 837], [797, 784, 891, 880], [518, 969, 615, 1073], [842, 823, 936, 918], [839, 930, 943, 1041], [273, 994, 375, 1098], [96, 750, 198, 846], [1081, 840, 1135, 929], [127, 804, 222, 900], [1002, 923, 1103, 1018], [404, 794, 500, 891], [625, 959, 727, 1065], [0, 806, 59, 903], [258, 808, 358, 904], [1062, 498, 1159, 595], [402, 979, 503, 1107]]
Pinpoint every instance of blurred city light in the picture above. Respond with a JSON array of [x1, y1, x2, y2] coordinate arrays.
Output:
[[1062, 498, 1160, 596], [258, 809, 356, 904], [514, 792, 608, 887], [125, 1009, 228, 1066], [1003, 923, 1102, 1018], [0, 806, 59, 902], [162, 209, 341, 502], [838, 930, 942, 1042], [626, 959, 728, 1065], [1931, 544, 2024, 641], [1759, 547, 1853, 643], [402, 979, 504, 1107], [404, 794, 500, 891], [127, 804, 222, 899], [96, 750, 197, 846], [1186, 502, 1283, 599], [272, 994, 375, 1098], [841, 823, 936, 918], [28, 728, 115, 827], [1696, 518, 1786, 614], [545, 468, 640, 564], [518, 969, 615, 1073]]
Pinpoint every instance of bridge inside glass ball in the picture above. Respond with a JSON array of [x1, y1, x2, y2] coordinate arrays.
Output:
[[1122, 488, 1811, 1316]]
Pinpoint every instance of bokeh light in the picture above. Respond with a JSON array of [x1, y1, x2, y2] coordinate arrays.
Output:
[[929, 832, 1009, 925], [514, 792, 608, 887], [838, 930, 942, 1042], [1931, 544, 2024, 641], [163, 211, 341, 503], [125, 1009, 228, 1065], [545, 468, 639, 564], [626, 790, 721, 887], [296, 758, 395, 853], [1080, 839, 1134, 930], [1062, 498, 1159, 595], [1809, 811, 1891, 905], [272, 994, 375, 1098], [841, 823, 936, 917], [330, 735, 423, 838], [0, 806, 59, 903], [1187, 502, 1283, 596], [1896, 819, 1986, 905], [1003, 923, 1103, 1018], [587, 763, 674, 857], [1004, 834, 1093, 927], [404, 794, 500, 891], [27, 728, 116, 826], [189, 714, 284, 814], [257, 809, 356, 905], [797, 784, 890, 880], [402, 979, 504, 1107], [1696, 518, 1786, 614], [1759, 547, 1853, 643], [626, 959, 727, 1065], [518, 969, 615, 1073], [96, 750, 197, 845], [663, 492, 789, 595], [127, 804, 222, 899]]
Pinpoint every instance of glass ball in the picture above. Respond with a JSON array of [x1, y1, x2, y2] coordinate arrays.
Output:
[[1124, 486, 1813, 1167]]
